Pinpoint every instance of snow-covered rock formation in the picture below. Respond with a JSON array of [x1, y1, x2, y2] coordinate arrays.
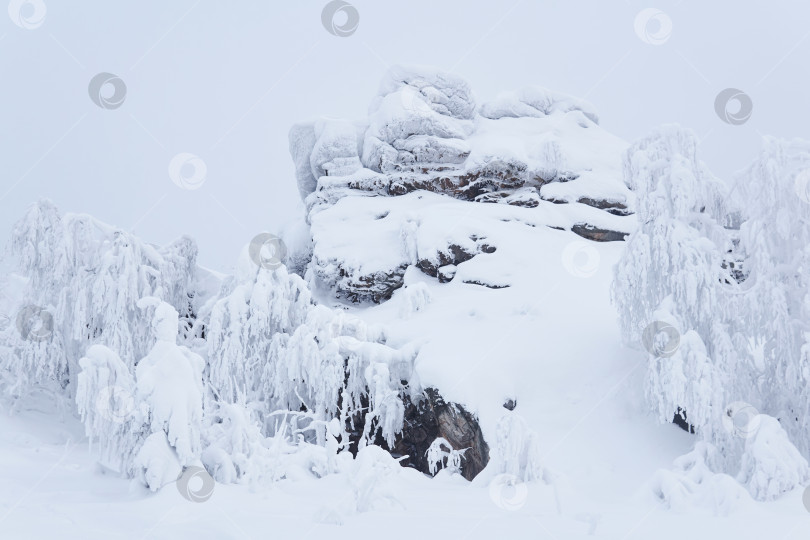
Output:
[[290, 65, 635, 303]]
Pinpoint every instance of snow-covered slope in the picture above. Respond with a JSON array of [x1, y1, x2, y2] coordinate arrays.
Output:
[[2, 66, 810, 539]]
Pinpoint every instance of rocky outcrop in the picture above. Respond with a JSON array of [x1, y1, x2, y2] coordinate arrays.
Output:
[[343, 385, 490, 481], [291, 65, 636, 304], [389, 388, 489, 481]]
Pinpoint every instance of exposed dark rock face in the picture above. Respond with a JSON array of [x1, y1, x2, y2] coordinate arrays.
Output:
[[331, 263, 408, 304], [503, 399, 517, 411], [385, 161, 585, 210], [388, 388, 490, 481], [417, 244, 476, 277], [344, 387, 490, 481], [321, 236, 500, 305], [672, 407, 695, 434], [437, 265, 457, 283], [417, 240, 496, 279], [576, 197, 632, 216], [571, 223, 628, 242]]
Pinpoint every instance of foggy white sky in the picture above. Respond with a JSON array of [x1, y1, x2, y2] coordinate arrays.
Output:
[[1, 0, 808, 271]]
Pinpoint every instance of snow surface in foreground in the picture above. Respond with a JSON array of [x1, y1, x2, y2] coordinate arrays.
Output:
[[2, 229, 809, 539]]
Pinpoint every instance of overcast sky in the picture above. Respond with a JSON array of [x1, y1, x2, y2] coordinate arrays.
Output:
[[1, 0, 808, 271]]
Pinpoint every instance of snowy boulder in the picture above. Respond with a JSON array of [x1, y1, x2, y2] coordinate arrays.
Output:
[[308, 191, 506, 304], [308, 194, 414, 304], [371, 64, 476, 121], [362, 90, 473, 175], [305, 167, 389, 216], [292, 119, 366, 202], [480, 86, 599, 124], [310, 119, 364, 179], [289, 122, 318, 200], [361, 66, 476, 177]]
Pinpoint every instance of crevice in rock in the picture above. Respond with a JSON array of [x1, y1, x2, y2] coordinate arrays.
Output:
[[462, 280, 509, 289]]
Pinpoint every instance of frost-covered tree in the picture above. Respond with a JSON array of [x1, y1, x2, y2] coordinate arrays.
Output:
[[613, 126, 732, 441], [76, 344, 146, 475], [206, 251, 412, 453], [77, 299, 204, 490], [614, 128, 810, 498], [0, 200, 199, 406], [134, 299, 204, 471], [729, 137, 810, 456], [426, 437, 466, 476], [492, 412, 543, 482]]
